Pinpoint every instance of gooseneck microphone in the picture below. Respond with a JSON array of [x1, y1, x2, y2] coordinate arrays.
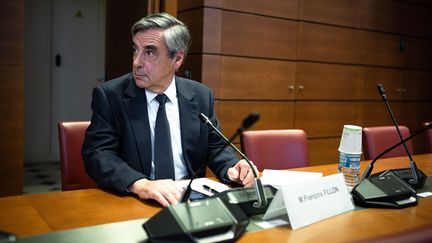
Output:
[[376, 84, 426, 188], [351, 84, 430, 208], [199, 112, 268, 210], [361, 123, 432, 181], [180, 112, 260, 203], [351, 123, 431, 208]]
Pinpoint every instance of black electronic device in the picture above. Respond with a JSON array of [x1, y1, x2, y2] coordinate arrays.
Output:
[[199, 113, 276, 216], [143, 197, 249, 242], [214, 185, 278, 216], [180, 112, 260, 203], [351, 118, 432, 208], [143, 112, 260, 242], [375, 84, 427, 188]]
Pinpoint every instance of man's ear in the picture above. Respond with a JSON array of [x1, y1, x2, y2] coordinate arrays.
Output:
[[173, 52, 185, 70]]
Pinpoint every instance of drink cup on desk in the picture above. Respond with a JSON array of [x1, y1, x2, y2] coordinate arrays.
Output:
[[338, 125, 362, 191]]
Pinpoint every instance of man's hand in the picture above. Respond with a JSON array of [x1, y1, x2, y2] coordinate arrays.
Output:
[[128, 178, 183, 207], [227, 159, 257, 187]]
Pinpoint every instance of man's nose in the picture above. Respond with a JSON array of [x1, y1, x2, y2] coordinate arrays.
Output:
[[133, 54, 144, 67]]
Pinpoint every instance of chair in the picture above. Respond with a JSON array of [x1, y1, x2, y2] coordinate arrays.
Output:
[[240, 129, 309, 171], [58, 121, 97, 191], [362, 126, 412, 160], [423, 122, 432, 153]]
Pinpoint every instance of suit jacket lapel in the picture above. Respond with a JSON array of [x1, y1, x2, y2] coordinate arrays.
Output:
[[176, 77, 200, 176], [122, 76, 152, 176]]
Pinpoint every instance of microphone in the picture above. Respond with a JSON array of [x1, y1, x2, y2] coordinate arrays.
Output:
[[375, 84, 427, 189], [351, 124, 432, 208], [180, 111, 260, 203], [361, 123, 432, 181], [143, 113, 261, 242], [199, 113, 277, 216], [351, 106, 432, 208]]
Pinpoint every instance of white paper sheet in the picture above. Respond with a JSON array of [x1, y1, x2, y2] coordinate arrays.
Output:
[[260, 169, 323, 189], [176, 177, 230, 196]]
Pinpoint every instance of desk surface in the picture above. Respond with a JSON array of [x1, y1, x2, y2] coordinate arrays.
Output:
[[1, 154, 432, 242]]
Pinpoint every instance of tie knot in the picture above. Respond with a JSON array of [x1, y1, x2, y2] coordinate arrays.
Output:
[[155, 94, 168, 105]]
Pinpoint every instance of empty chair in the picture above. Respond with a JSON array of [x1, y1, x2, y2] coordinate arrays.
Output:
[[362, 126, 412, 160], [423, 122, 432, 153], [58, 121, 97, 191], [240, 129, 309, 171]]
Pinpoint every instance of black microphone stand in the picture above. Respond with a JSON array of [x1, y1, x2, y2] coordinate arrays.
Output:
[[375, 84, 426, 188], [180, 112, 260, 203], [199, 113, 268, 209]]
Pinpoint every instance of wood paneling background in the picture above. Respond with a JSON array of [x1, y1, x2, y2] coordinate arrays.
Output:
[[178, 0, 432, 165], [0, 0, 24, 196]]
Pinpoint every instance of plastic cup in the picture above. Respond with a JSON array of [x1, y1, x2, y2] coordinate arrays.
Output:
[[338, 125, 362, 154]]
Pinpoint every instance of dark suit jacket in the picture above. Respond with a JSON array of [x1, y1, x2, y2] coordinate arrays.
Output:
[[82, 73, 238, 193]]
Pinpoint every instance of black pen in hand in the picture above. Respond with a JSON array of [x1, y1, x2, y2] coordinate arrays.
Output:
[[202, 185, 218, 194]]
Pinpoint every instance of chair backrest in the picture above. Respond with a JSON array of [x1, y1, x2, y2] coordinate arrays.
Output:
[[240, 129, 309, 171], [423, 122, 432, 153], [58, 121, 96, 191], [362, 126, 412, 160]]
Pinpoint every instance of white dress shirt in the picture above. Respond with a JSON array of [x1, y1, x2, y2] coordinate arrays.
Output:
[[145, 77, 188, 180]]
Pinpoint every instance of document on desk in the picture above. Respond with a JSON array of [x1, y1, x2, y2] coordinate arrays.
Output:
[[176, 178, 229, 196], [260, 169, 323, 189]]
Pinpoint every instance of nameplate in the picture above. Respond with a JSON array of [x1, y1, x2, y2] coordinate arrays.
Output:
[[263, 173, 354, 230]]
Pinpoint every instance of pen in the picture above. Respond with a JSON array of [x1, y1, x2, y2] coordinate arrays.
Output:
[[202, 185, 218, 194]]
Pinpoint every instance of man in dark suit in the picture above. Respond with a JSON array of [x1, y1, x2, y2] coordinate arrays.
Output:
[[82, 12, 255, 207]]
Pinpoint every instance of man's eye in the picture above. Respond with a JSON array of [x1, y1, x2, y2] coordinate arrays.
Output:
[[145, 50, 155, 57]]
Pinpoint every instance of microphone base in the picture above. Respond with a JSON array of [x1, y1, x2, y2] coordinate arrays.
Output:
[[215, 185, 277, 216], [372, 168, 427, 189], [351, 171, 418, 208], [143, 197, 249, 243]]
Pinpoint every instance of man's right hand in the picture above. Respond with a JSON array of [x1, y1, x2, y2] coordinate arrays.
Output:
[[128, 178, 183, 207]]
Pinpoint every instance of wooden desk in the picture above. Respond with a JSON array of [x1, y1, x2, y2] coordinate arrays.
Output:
[[1, 154, 431, 242]]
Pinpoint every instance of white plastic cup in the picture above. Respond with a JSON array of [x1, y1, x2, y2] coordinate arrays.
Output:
[[338, 125, 362, 154]]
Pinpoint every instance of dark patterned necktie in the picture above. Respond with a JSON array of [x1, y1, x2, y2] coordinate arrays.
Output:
[[154, 94, 175, 179]]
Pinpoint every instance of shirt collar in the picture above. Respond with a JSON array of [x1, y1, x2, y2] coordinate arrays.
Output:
[[145, 76, 176, 104]]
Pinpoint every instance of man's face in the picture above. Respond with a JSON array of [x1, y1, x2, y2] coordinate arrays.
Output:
[[132, 29, 183, 93]]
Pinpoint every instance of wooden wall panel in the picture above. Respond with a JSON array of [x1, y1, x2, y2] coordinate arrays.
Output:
[[298, 22, 362, 64], [178, 0, 432, 165], [294, 102, 360, 138], [299, 0, 361, 28], [201, 55, 221, 97], [358, 102, 392, 128], [360, 0, 405, 34], [404, 3, 432, 38], [402, 70, 432, 101], [296, 62, 365, 100], [220, 56, 295, 100], [357, 101, 422, 130], [362, 31, 404, 68], [178, 9, 204, 54], [220, 11, 297, 59], [0, 0, 24, 197], [218, 101, 295, 142], [308, 138, 340, 166], [203, 8, 222, 53], [223, 0, 298, 19], [0, 1, 23, 65], [364, 67, 403, 100], [404, 37, 432, 70]]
